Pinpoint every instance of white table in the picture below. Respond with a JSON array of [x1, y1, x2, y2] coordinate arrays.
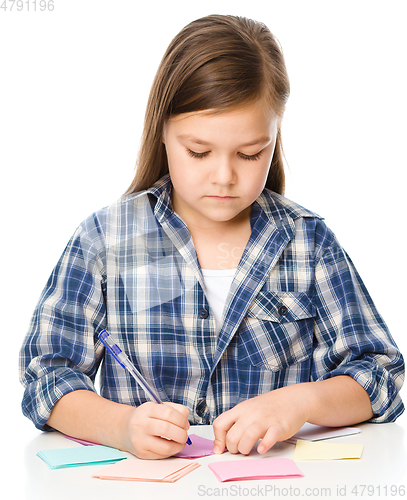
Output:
[[12, 413, 407, 499]]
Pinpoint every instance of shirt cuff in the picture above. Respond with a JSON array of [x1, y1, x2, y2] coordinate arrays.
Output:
[[320, 361, 405, 423], [22, 368, 97, 431]]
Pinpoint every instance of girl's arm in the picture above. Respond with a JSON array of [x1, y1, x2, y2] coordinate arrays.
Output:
[[47, 390, 191, 459], [212, 375, 373, 455]]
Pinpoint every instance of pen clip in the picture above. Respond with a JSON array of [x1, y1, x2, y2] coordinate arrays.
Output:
[[99, 330, 126, 369]]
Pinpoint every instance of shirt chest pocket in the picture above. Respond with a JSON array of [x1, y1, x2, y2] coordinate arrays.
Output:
[[237, 291, 316, 371]]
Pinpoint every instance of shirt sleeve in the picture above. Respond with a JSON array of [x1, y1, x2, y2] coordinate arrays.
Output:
[[311, 223, 404, 422], [19, 219, 107, 431]]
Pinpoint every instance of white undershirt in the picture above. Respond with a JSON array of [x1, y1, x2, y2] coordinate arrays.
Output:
[[201, 268, 237, 335]]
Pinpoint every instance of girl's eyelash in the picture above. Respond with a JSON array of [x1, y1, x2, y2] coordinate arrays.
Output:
[[187, 149, 209, 159], [186, 149, 263, 161], [239, 152, 263, 161]]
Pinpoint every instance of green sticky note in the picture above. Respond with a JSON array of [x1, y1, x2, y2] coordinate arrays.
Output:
[[37, 445, 126, 469]]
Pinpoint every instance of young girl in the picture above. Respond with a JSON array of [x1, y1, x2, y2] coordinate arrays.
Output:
[[19, 14, 404, 460]]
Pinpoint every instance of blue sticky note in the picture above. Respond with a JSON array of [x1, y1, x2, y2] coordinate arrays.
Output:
[[37, 445, 126, 469]]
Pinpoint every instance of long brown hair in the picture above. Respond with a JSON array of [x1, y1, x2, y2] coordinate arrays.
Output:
[[125, 15, 290, 196]]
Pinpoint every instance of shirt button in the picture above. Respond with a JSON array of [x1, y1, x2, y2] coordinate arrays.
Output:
[[199, 308, 209, 319], [278, 305, 288, 316]]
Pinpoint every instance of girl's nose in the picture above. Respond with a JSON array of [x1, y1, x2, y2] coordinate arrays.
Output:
[[210, 156, 236, 185]]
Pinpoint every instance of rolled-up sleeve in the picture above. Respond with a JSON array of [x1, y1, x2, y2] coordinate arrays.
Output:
[[19, 219, 107, 430], [312, 225, 404, 422]]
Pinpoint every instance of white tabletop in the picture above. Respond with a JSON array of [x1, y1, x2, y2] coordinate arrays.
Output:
[[10, 413, 407, 499]]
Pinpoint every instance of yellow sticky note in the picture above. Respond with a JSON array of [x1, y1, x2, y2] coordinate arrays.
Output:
[[292, 439, 364, 460]]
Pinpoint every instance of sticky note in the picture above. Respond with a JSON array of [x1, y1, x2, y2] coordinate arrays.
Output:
[[37, 445, 126, 469], [292, 439, 364, 460], [208, 458, 304, 482], [63, 433, 216, 458], [93, 458, 200, 482], [174, 434, 216, 458], [285, 423, 360, 444], [64, 435, 100, 446]]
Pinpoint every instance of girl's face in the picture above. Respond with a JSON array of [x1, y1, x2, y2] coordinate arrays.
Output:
[[163, 100, 280, 230]]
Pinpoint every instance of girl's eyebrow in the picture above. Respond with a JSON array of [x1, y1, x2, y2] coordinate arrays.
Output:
[[177, 134, 271, 148]]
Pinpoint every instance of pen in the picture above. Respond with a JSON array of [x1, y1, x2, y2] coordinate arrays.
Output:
[[98, 329, 192, 446]]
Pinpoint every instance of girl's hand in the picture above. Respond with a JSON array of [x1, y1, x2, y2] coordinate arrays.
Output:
[[121, 401, 191, 459], [212, 384, 311, 456]]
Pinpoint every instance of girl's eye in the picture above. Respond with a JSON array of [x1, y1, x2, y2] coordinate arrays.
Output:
[[187, 149, 209, 159], [186, 149, 263, 161], [239, 152, 263, 161]]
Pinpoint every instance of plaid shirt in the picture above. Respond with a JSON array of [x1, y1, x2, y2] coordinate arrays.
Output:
[[19, 175, 404, 430]]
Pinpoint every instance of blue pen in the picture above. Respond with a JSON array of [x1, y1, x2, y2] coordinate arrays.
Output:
[[98, 330, 192, 446]]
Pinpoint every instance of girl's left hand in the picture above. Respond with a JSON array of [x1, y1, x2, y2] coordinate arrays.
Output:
[[212, 384, 311, 455]]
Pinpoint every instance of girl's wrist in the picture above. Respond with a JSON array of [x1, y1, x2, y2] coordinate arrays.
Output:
[[272, 382, 319, 424], [109, 403, 136, 453]]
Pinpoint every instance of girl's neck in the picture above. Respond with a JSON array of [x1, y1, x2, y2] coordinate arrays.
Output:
[[188, 216, 252, 271]]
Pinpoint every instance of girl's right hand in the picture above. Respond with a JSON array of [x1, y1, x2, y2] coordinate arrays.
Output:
[[120, 401, 191, 459]]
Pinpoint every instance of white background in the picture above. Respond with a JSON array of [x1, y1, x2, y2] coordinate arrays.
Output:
[[1, 0, 406, 473]]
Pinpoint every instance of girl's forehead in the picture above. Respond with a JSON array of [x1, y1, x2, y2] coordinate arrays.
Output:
[[164, 103, 280, 147]]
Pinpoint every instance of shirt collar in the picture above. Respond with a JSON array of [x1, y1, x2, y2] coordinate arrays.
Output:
[[145, 174, 174, 224]]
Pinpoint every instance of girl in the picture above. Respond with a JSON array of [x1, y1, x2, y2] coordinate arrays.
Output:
[[19, 15, 404, 460]]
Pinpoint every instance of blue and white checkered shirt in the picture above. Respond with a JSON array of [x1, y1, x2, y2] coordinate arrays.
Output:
[[19, 174, 405, 430]]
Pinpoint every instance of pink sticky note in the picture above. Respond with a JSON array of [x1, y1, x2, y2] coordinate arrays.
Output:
[[64, 433, 217, 459], [174, 434, 216, 459], [64, 435, 100, 446], [208, 457, 304, 482]]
